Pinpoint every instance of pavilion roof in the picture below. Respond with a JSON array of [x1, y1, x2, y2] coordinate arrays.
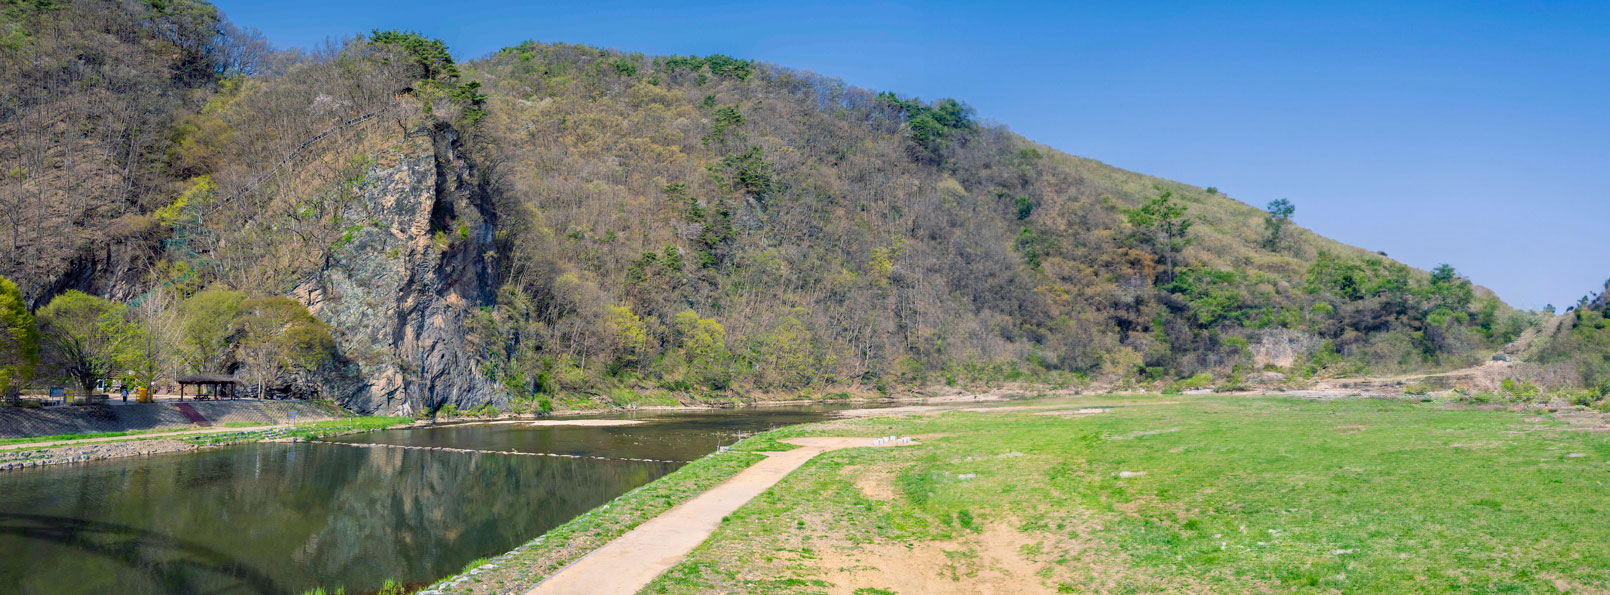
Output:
[[175, 374, 238, 384]]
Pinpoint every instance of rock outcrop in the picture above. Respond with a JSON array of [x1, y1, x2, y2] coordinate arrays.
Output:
[[294, 125, 502, 415], [1250, 328, 1321, 369]]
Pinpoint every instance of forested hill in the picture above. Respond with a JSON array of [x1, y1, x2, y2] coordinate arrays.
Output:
[[0, 1, 1543, 414]]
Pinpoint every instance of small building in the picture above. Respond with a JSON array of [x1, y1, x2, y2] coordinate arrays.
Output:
[[174, 375, 240, 401]]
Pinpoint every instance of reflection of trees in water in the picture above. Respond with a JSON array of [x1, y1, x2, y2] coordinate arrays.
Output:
[[307, 446, 673, 589], [0, 444, 674, 595]]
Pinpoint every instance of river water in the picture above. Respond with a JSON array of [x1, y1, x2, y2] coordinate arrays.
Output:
[[0, 404, 864, 595]]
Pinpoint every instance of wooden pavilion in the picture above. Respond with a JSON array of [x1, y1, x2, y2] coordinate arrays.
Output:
[[175, 374, 239, 400]]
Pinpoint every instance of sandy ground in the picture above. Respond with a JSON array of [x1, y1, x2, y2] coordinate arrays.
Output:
[[528, 419, 645, 427], [818, 524, 1062, 595], [525, 437, 914, 595], [442, 419, 648, 428]]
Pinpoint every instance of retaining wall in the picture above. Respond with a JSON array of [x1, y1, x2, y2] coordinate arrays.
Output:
[[0, 401, 347, 438]]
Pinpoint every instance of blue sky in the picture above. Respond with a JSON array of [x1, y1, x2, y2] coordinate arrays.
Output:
[[217, 0, 1610, 309]]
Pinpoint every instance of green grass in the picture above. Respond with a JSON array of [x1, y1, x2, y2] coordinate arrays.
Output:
[[641, 394, 1610, 593], [0, 427, 176, 446], [431, 446, 768, 594]]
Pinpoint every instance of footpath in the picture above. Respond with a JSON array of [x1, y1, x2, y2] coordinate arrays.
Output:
[[526, 437, 913, 595]]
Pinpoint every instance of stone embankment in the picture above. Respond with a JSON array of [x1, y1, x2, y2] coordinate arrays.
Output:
[[0, 438, 198, 470], [0, 400, 343, 439], [0, 422, 412, 471]]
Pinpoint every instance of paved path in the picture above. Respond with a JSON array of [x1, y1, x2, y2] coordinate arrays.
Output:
[[1, 424, 293, 451], [527, 437, 911, 595]]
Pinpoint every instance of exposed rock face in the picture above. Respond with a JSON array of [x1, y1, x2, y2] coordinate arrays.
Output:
[[294, 125, 502, 415], [1251, 328, 1321, 369]]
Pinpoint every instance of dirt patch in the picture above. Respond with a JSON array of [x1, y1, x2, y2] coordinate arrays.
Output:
[[842, 464, 898, 501], [817, 524, 1061, 595], [451, 419, 648, 427], [1033, 408, 1113, 417], [528, 419, 645, 427], [835, 405, 953, 419], [1335, 424, 1367, 434]]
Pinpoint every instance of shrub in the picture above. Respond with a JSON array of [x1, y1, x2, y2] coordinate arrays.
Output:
[[1500, 378, 1540, 401], [1165, 372, 1213, 394]]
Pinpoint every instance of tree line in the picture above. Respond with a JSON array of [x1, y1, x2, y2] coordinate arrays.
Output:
[[0, 275, 333, 400]]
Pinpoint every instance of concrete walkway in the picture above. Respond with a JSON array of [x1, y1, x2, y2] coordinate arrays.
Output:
[[527, 437, 911, 595]]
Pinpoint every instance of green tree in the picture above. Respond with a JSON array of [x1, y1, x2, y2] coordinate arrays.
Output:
[[706, 105, 743, 145], [124, 290, 182, 395], [1125, 191, 1195, 283], [0, 276, 39, 401], [1304, 251, 1364, 299], [604, 304, 647, 366], [37, 292, 139, 398], [179, 286, 244, 373], [703, 54, 753, 79], [717, 146, 773, 201], [674, 309, 731, 389], [1261, 198, 1296, 252], [757, 313, 815, 389], [235, 297, 334, 398], [1425, 264, 1474, 313], [368, 29, 459, 81]]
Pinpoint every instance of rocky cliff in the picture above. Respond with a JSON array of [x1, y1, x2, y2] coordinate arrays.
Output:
[[293, 125, 501, 415]]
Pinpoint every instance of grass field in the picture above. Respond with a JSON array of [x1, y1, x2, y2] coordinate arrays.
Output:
[[639, 395, 1610, 594]]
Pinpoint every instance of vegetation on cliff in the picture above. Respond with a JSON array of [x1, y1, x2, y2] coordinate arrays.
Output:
[[456, 41, 1533, 405], [2, 0, 1597, 412], [1530, 279, 1610, 392]]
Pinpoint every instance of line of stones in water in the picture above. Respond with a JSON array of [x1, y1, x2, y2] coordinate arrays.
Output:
[[307, 440, 691, 464]]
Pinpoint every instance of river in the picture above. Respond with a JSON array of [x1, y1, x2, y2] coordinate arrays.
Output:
[[0, 404, 866, 595]]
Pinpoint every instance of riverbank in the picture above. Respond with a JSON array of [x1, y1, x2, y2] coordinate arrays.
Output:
[[0, 417, 413, 471], [426, 383, 1051, 424], [0, 399, 349, 439], [431, 393, 1610, 594]]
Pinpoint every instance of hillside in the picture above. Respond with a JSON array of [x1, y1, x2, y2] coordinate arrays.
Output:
[[1524, 280, 1610, 390], [0, 1, 1546, 414]]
